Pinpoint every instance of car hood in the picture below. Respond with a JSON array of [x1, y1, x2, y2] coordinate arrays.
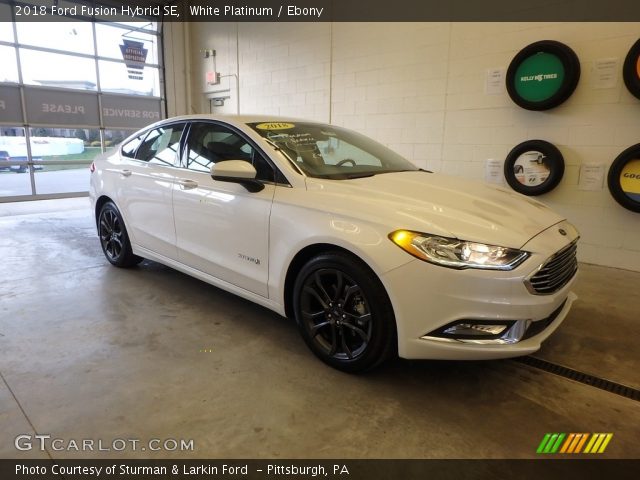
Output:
[[305, 171, 565, 249]]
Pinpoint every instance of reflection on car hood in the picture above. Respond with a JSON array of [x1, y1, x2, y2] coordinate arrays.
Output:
[[305, 171, 565, 249]]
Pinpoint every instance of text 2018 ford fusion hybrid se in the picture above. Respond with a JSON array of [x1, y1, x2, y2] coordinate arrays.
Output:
[[90, 116, 579, 372]]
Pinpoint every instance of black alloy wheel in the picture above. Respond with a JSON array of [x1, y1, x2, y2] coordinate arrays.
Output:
[[98, 202, 143, 267], [293, 252, 396, 373]]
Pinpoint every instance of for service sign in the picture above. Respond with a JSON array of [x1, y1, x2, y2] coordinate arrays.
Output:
[[102, 95, 162, 129], [0, 85, 24, 124]]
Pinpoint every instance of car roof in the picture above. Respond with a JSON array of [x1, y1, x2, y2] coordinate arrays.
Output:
[[157, 114, 321, 126]]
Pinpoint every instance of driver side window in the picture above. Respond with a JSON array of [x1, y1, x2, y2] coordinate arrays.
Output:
[[184, 123, 274, 182]]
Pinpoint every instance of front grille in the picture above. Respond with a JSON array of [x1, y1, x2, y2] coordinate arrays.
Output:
[[527, 241, 578, 295]]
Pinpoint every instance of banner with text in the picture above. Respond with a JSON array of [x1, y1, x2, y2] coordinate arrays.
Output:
[[0, 85, 24, 125]]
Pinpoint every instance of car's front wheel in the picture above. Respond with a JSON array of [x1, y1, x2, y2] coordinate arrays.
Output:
[[293, 252, 396, 373], [97, 202, 143, 267]]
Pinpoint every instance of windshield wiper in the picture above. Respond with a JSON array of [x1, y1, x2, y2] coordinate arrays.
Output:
[[342, 172, 376, 179]]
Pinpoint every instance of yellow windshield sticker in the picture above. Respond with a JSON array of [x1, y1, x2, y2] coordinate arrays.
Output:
[[255, 122, 295, 130]]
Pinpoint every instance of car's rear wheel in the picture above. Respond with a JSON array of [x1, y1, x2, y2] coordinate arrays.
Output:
[[98, 202, 143, 267], [293, 252, 396, 373]]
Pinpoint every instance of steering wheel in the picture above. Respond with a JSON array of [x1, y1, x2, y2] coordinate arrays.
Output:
[[336, 158, 356, 167]]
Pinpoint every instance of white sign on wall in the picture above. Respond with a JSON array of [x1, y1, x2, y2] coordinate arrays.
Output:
[[485, 68, 506, 95], [485, 158, 504, 184], [592, 58, 619, 89], [578, 163, 605, 191]]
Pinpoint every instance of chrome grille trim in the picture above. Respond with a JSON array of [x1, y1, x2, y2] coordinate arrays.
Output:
[[525, 240, 578, 295]]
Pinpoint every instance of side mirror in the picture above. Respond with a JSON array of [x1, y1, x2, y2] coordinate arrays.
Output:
[[210, 160, 264, 193]]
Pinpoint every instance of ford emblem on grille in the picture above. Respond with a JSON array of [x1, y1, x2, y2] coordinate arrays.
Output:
[[558, 228, 567, 236]]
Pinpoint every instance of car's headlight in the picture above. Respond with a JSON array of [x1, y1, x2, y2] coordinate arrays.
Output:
[[389, 230, 529, 270]]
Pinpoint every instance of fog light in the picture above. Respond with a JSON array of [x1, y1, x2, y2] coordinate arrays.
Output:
[[443, 323, 509, 336], [425, 319, 517, 342]]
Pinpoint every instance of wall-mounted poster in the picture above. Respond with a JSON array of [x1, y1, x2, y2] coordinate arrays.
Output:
[[506, 40, 581, 111], [623, 39, 640, 100], [504, 140, 565, 196], [608, 143, 640, 213]]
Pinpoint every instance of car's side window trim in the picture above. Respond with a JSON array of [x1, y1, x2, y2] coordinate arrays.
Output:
[[121, 122, 188, 168], [121, 129, 150, 160], [178, 120, 291, 187]]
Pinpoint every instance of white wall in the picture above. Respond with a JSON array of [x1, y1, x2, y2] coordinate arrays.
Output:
[[173, 22, 640, 272]]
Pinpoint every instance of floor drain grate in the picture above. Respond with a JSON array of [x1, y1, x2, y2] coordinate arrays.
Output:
[[512, 356, 640, 402]]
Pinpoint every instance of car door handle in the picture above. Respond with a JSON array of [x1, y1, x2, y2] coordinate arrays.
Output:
[[119, 169, 132, 177], [177, 179, 198, 190]]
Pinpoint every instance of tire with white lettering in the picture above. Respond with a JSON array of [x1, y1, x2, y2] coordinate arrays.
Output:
[[504, 140, 565, 196], [293, 252, 396, 373], [623, 39, 640, 101], [506, 40, 581, 111], [97, 202, 143, 267], [607, 143, 640, 213]]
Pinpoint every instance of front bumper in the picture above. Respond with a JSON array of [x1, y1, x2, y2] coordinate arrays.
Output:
[[382, 221, 578, 360]]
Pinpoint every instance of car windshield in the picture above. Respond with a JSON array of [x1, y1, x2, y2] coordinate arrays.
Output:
[[247, 121, 419, 179]]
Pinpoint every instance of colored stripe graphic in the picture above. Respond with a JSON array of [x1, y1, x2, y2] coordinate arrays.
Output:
[[584, 433, 614, 453], [537, 433, 613, 454]]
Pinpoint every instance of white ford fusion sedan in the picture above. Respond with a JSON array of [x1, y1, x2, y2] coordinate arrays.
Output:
[[90, 115, 579, 372]]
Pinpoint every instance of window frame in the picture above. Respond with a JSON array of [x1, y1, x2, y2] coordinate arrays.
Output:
[[179, 120, 290, 187], [120, 121, 186, 167]]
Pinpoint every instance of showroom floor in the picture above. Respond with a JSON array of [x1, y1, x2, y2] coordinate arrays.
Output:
[[0, 198, 638, 459]]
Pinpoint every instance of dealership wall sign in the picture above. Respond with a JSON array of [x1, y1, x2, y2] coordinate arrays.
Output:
[[0, 85, 24, 124], [504, 140, 565, 196], [102, 95, 162, 129], [1, 86, 163, 129], [24, 87, 100, 127], [608, 143, 640, 213], [506, 40, 581, 110], [120, 39, 148, 81], [623, 39, 640, 100]]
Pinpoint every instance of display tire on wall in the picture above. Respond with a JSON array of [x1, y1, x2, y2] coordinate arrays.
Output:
[[607, 143, 640, 213], [506, 40, 581, 111], [292, 252, 396, 373], [623, 39, 640, 100], [97, 202, 144, 267], [504, 140, 565, 196]]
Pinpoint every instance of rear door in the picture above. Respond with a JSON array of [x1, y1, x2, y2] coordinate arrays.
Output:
[[116, 123, 185, 259], [172, 122, 277, 297]]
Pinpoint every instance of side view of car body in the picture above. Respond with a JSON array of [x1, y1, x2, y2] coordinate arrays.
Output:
[[90, 115, 579, 372]]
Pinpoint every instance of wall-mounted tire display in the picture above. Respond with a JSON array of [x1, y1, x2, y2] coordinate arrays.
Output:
[[506, 40, 581, 111], [504, 140, 565, 196], [623, 39, 640, 100], [607, 143, 640, 213]]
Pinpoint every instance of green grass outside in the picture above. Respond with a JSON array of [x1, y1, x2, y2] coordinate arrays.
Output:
[[38, 147, 101, 172]]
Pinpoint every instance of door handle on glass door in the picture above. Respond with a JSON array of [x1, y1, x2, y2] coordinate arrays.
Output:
[[178, 179, 198, 190]]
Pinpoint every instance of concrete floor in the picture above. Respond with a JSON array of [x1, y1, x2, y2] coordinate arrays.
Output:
[[0, 198, 638, 459]]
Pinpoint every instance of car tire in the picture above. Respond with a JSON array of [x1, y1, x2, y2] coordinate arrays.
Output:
[[607, 143, 640, 213], [506, 40, 581, 111], [623, 39, 640, 101], [97, 202, 143, 267], [292, 252, 396, 373], [504, 140, 565, 196]]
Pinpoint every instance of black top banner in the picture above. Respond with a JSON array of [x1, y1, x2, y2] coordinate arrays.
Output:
[[2, 0, 640, 22]]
